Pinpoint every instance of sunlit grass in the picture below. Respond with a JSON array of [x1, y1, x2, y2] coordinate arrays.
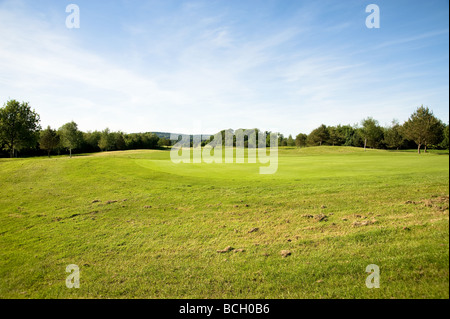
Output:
[[0, 147, 448, 298]]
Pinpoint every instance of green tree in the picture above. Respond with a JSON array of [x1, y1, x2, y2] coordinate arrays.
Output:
[[286, 134, 295, 146], [424, 120, 445, 152], [360, 117, 383, 150], [328, 126, 346, 146], [384, 120, 404, 150], [277, 133, 285, 147], [158, 137, 171, 148], [39, 126, 60, 157], [402, 106, 442, 154], [440, 124, 449, 150], [82, 131, 101, 152], [0, 100, 41, 158], [142, 132, 160, 149], [59, 121, 82, 158], [295, 133, 307, 148], [307, 124, 329, 146], [336, 125, 356, 146], [98, 128, 115, 151], [113, 132, 126, 150], [265, 131, 272, 147], [351, 128, 365, 147]]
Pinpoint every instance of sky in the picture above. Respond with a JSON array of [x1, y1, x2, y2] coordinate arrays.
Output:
[[0, 0, 448, 136]]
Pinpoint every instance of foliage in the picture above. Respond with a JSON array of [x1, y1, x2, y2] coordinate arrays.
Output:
[[1, 99, 449, 157], [0, 100, 41, 157], [295, 133, 307, 148], [98, 128, 116, 151], [402, 106, 443, 153], [158, 137, 171, 147], [286, 135, 295, 147], [307, 124, 329, 146], [440, 124, 449, 150], [384, 120, 405, 150], [39, 126, 60, 157], [360, 117, 384, 149], [59, 121, 83, 158]]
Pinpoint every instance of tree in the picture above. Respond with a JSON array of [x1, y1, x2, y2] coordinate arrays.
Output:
[[98, 128, 115, 151], [0, 100, 41, 158], [307, 124, 329, 146], [402, 106, 442, 154], [328, 126, 337, 146], [82, 131, 101, 153], [440, 124, 449, 150], [360, 117, 383, 150], [39, 126, 60, 157], [277, 133, 285, 147], [328, 126, 346, 146], [295, 133, 307, 148], [158, 137, 171, 148], [286, 135, 295, 147], [423, 120, 444, 153], [427, 121, 444, 152], [265, 131, 272, 147], [59, 121, 82, 158], [335, 125, 357, 146], [142, 132, 160, 149], [384, 120, 404, 150], [113, 132, 126, 150]]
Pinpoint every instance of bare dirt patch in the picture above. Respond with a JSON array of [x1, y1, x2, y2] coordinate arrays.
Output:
[[217, 246, 234, 253], [352, 219, 377, 227], [314, 214, 328, 222]]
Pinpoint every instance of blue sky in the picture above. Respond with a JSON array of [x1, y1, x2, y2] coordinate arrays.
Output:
[[0, 0, 448, 135]]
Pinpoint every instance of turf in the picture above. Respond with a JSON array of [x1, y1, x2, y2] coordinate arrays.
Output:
[[0, 146, 448, 298]]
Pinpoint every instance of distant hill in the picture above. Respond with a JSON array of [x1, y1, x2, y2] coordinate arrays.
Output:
[[151, 132, 212, 141]]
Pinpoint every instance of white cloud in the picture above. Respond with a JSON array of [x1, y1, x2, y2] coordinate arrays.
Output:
[[0, 1, 447, 136]]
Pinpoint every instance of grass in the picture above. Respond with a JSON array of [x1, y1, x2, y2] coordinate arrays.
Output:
[[0, 146, 448, 299]]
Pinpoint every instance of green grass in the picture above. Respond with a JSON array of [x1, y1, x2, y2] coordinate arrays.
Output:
[[0, 146, 448, 299]]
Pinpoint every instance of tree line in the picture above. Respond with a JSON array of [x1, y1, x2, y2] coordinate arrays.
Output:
[[0, 99, 448, 158], [289, 106, 448, 154], [0, 100, 171, 158]]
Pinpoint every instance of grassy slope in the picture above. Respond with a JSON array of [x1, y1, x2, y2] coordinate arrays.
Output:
[[0, 147, 448, 298]]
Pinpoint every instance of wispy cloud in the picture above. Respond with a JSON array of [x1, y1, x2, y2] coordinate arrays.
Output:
[[0, 0, 448, 135], [374, 29, 449, 50]]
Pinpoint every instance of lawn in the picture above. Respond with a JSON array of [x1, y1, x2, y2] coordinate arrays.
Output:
[[0, 146, 448, 298]]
